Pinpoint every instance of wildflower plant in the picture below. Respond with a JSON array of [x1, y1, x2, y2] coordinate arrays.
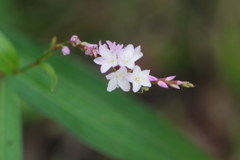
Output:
[[0, 31, 210, 160], [3, 34, 194, 93], [60, 35, 194, 93]]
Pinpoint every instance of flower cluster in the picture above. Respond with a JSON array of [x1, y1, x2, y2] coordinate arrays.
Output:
[[61, 35, 194, 93]]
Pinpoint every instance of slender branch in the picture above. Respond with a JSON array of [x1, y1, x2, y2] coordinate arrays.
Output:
[[13, 43, 62, 75]]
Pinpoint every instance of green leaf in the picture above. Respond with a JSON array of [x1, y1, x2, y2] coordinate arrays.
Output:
[[0, 77, 21, 160], [39, 62, 58, 92], [6, 31, 212, 160], [0, 31, 19, 74]]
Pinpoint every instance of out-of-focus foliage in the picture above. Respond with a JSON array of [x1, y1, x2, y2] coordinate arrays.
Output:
[[4, 30, 210, 160], [0, 32, 19, 74], [0, 0, 240, 159], [0, 78, 21, 160]]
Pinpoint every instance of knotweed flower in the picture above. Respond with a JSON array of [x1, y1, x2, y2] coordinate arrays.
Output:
[[63, 34, 195, 93], [118, 44, 143, 69], [106, 67, 130, 92], [127, 65, 151, 92], [94, 44, 118, 73]]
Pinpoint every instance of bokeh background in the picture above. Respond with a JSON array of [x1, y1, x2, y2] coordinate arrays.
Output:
[[1, 0, 240, 159]]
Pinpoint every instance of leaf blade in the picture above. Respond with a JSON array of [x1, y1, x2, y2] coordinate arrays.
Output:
[[0, 77, 21, 160], [0, 31, 19, 74], [39, 62, 58, 92]]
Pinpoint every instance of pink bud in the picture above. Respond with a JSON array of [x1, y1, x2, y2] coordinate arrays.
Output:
[[61, 46, 70, 55], [85, 43, 98, 57], [176, 81, 183, 85], [148, 75, 158, 82], [70, 35, 81, 46], [170, 84, 180, 89], [157, 81, 168, 88], [165, 76, 176, 81]]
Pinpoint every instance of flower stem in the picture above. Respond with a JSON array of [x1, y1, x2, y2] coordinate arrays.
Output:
[[14, 37, 63, 74]]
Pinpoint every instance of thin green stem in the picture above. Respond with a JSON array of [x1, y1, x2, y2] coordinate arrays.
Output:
[[14, 48, 55, 74]]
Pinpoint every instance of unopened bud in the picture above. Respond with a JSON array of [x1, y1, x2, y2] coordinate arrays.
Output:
[[61, 46, 70, 55], [181, 82, 195, 88], [157, 81, 168, 88], [142, 87, 150, 91], [70, 35, 81, 46], [170, 84, 180, 89], [165, 76, 176, 81], [148, 75, 158, 82]]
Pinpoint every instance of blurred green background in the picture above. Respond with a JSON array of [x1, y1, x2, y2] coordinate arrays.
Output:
[[1, 0, 240, 159]]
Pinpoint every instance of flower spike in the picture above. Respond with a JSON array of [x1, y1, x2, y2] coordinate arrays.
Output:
[[61, 35, 195, 93]]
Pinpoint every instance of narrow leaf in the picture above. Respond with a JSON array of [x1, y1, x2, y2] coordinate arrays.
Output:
[[0, 31, 19, 74], [0, 77, 21, 160], [39, 62, 58, 92]]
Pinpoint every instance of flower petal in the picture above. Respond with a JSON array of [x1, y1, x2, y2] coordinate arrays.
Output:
[[106, 72, 115, 80], [132, 82, 141, 92], [132, 65, 141, 75], [125, 61, 135, 69], [124, 44, 134, 56], [93, 57, 105, 65], [99, 45, 112, 59], [100, 63, 112, 73], [132, 46, 143, 61], [118, 79, 130, 92], [141, 70, 150, 77], [107, 78, 118, 92], [141, 78, 152, 87]]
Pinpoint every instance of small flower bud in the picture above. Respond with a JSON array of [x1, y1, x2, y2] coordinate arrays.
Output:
[[165, 76, 176, 81], [157, 81, 168, 88], [170, 84, 180, 89], [176, 81, 183, 85], [70, 35, 81, 46], [148, 75, 158, 82], [142, 87, 150, 91], [61, 46, 70, 55], [181, 82, 195, 88], [84, 43, 98, 57]]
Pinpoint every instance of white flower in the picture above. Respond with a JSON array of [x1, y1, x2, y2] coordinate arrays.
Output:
[[106, 67, 130, 92], [118, 44, 143, 69], [93, 45, 118, 73], [127, 65, 151, 92]]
